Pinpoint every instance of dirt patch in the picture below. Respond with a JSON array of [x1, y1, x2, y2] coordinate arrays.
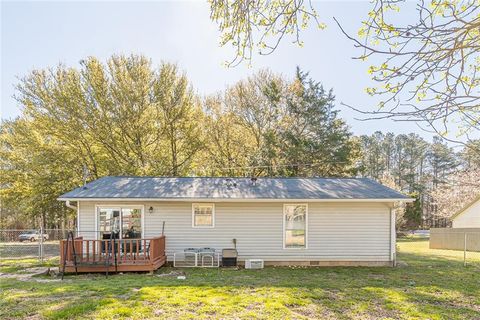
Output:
[[294, 304, 337, 319], [0, 267, 61, 282], [396, 261, 409, 267], [367, 274, 385, 280], [156, 270, 186, 278], [22, 314, 42, 320], [290, 304, 318, 318], [153, 309, 165, 316], [324, 289, 343, 301], [245, 302, 261, 310]]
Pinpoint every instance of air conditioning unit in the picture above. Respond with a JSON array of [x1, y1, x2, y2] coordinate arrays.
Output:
[[245, 259, 264, 269]]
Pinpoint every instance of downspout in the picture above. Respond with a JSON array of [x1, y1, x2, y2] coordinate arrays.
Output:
[[65, 200, 77, 210], [65, 201, 79, 231], [390, 204, 396, 267]]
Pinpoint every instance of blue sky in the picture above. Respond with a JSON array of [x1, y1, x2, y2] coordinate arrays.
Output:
[[0, 0, 457, 142]]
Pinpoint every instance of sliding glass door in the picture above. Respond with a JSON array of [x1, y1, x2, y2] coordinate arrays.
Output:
[[121, 208, 142, 239], [97, 206, 143, 240], [98, 208, 121, 240]]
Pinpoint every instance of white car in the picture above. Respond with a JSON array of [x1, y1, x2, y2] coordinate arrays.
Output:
[[18, 231, 49, 242]]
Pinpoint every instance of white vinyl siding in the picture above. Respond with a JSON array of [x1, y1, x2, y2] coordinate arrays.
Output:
[[77, 201, 96, 240], [77, 201, 392, 262]]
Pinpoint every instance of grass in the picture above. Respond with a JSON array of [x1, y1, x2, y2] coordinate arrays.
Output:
[[0, 238, 479, 319]]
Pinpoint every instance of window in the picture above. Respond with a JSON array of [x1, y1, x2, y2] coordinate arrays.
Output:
[[97, 206, 143, 240], [284, 204, 307, 248], [192, 203, 214, 227]]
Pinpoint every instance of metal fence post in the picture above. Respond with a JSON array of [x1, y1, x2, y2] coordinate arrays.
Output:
[[464, 232, 467, 267], [39, 226, 44, 263]]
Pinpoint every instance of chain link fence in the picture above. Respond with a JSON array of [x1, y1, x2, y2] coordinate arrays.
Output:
[[0, 229, 150, 262], [0, 229, 72, 261]]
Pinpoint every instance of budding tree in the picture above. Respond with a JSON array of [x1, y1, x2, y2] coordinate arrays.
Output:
[[430, 169, 480, 218], [209, 0, 480, 151], [209, 0, 324, 66], [336, 1, 480, 145]]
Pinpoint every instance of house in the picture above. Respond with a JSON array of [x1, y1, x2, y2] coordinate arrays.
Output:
[[450, 194, 480, 228], [58, 176, 412, 270]]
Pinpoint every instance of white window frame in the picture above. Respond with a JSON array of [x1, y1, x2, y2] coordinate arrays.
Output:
[[95, 204, 145, 240], [283, 203, 308, 249], [192, 203, 215, 228]]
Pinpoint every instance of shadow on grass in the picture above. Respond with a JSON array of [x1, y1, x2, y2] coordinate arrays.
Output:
[[2, 239, 480, 320], [2, 261, 479, 320]]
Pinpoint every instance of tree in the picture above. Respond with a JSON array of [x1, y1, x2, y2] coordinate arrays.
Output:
[[428, 136, 457, 189], [2, 61, 363, 227], [359, 132, 387, 179], [460, 139, 480, 169], [154, 64, 205, 176], [209, 1, 480, 153], [203, 68, 359, 177], [404, 192, 422, 229], [336, 1, 480, 145], [358, 131, 463, 227], [1, 55, 204, 227], [0, 119, 80, 228], [430, 169, 480, 219], [15, 55, 204, 177], [214, 69, 287, 176], [378, 172, 406, 229], [402, 134, 429, 193], [279, 68, 359, 176], [209, 0, 324, 66], [203, 94, 258, 176]]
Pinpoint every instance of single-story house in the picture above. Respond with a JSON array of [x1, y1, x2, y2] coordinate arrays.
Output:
[[450, 194, 480, 228], [58, 176, 412, 269]]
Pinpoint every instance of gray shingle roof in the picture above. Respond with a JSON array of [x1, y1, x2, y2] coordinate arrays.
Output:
[[59, 176, 410, 200]]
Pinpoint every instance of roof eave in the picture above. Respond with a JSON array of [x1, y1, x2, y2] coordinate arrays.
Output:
[[58, 197, 414, 203]]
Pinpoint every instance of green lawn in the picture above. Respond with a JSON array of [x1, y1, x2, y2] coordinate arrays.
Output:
[[1, 238, 479, 319]]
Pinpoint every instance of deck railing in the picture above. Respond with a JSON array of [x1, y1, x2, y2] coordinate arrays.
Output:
[[60, 235, 166, 267]]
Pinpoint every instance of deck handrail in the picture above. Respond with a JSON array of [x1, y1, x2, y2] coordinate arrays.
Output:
[[60, 235, 166, 267]]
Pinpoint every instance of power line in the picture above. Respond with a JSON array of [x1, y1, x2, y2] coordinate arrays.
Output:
[[192, 161, 354, 176]]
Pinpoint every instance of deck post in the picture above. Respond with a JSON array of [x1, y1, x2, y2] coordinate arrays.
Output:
[[59, 240, 65, 266], [150, 238, 156, 264]]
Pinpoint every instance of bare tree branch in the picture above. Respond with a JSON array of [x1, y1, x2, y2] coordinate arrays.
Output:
[[209, 0, 324, 67], [335, 1, 480, 144]]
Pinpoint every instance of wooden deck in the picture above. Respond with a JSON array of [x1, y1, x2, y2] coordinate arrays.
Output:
[[60, 236, 166, 273]]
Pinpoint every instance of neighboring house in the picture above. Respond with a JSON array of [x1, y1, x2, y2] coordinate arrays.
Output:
[[451, 195, 480, 228], [58, 176, 412, 267]]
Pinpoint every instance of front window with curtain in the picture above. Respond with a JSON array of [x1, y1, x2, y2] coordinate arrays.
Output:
[[192, 204, 214, 227], [284, 204, 307, 248]]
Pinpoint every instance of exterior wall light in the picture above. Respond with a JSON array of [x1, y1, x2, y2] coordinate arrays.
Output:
[[149, 206, 154, 214]]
